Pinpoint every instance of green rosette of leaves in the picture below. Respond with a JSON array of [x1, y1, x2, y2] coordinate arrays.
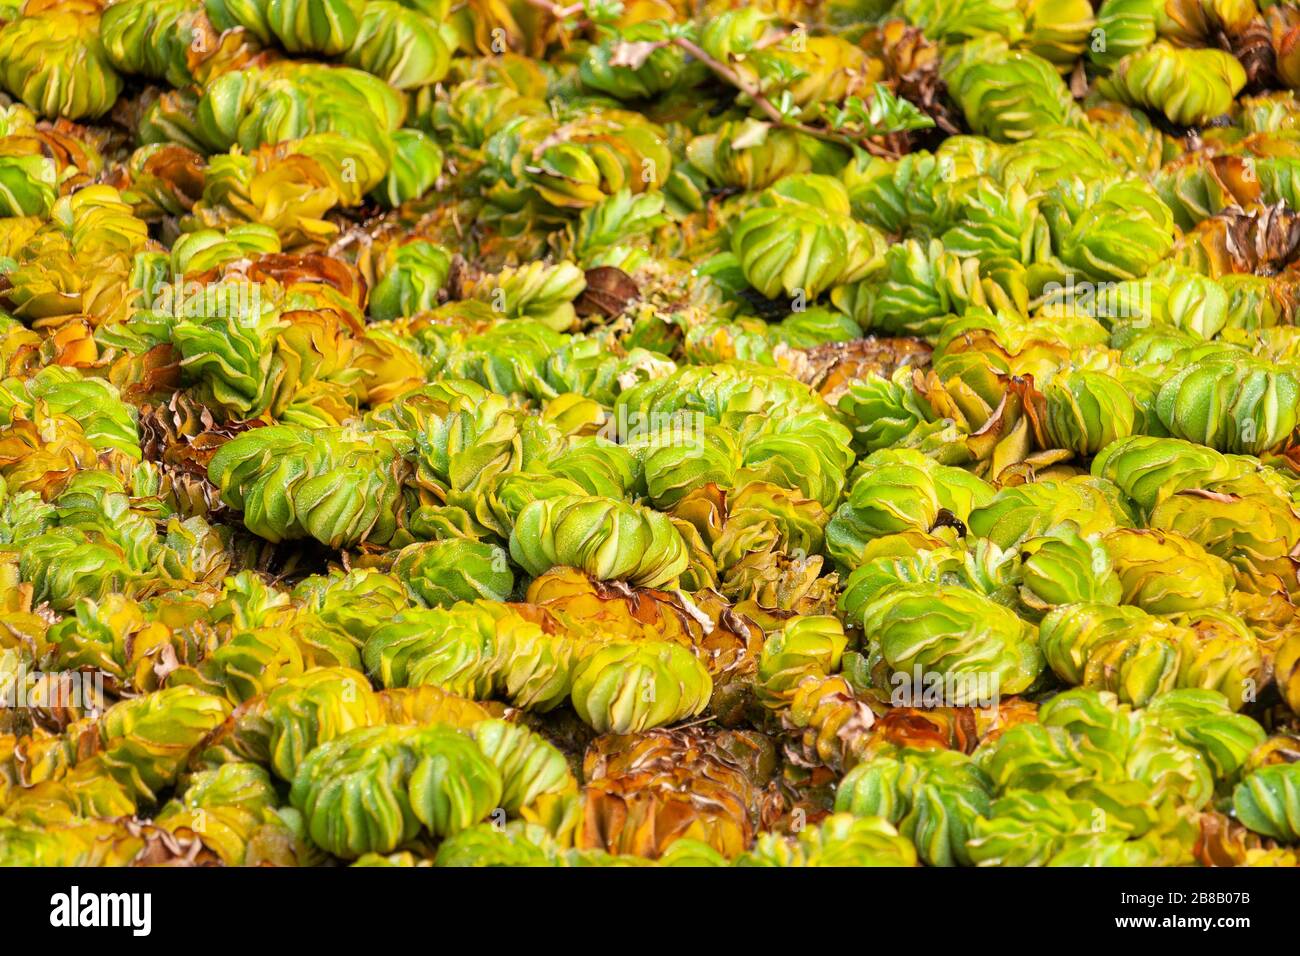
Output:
[[42, 596, 160, 694], [208, 425, 411, 549], [737, 813, 918, 867], [939, 177, 1060, 275], [944, 41, 1080, 143], [369, 385, 524, 514], [967, 476, 1137, 549], [1147, 475, 1300, 599], [1019, 525, 1123, 610], [756, 615, 848, 707], [433, 822, 561, 867], [1088, 0, 1159, 71], [391, 539, 514, 608], [898, 0, 1026, 41], [1, 367, 140, 462], [1155, 356, 1300, 455], [196, 62, 405, 155], [1102, 528, 1235, 614], [569, 641, 711, 733], [1038, 602, 1186, 705], [615, 361, 828, 429], [965, 791, 1108, 865], [1021, 0, 1095, 70], [372, 129, 443, 208], [294, 568, 412, 649], [832, 239, 991, 338], [636, 410, 848, 514], [837, 369, 935, 455], [544, 438, 641, 502], [169, 625, 358, 704], [369, 240, 452, 321], [1090, 435, 1243, 515], [364, 601, 573, 711], [260, 667, 385, 782], [344, 1, 452, 90], [484, 109, 672, 213], [0, 154, 57, 218], [290, 724, 503, 857], [98, 687, 233, 804], [569, 189, 670, 262], [1097, 41, 1246, 126], [1144, 690, 1265, 784], [509, 494, 689, 588], [99, 0, 206, 88], [468, 719, 576, 817], [862, 583, 1045, 701], [729, 174, 885, 301], [18, 528, 135, 612], [835, 748, 993, 866], [1232, 763, 1300, 842], [1043, 369, 1140, 455], [263, 0, 363, 56], [155, 762, 309, 866], [166, 286, 284, 419], [205, 0, 275, 43], [637, 423, 741, 510], [826, 449, 994, 571], [169, 225, 281, 275], [1040, 177, 1176, 281], [688, 121, 839, 192], [738, 412, 855, 511], [471, 261, 587, 333], [0, 7, 123, 120], [838, 533, 969, 626], [1172, 611, 1262, 711], [841, 149, 964, 238]]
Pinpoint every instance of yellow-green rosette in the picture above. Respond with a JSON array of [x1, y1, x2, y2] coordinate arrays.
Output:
[[391, 539, 514, 607], [569, 641, 712, 734], [1102, 528, 1236, 614], [0, 7, 123, 120], [1097, 41, 1246, 126], [290, 724, 503, 858], [1043, 369, 1140, 455], [1039, 602, 1185, 706], [863, 583, 1045, 701], [509, 494, 689, 588], [1233, 764, 1300, 843], [730, 174, 885, 301]]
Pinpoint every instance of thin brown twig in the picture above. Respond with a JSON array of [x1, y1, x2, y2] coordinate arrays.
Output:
[[521, 0, 902, 159], [523, 0, 588, 27], [672, 37, 901, 158]]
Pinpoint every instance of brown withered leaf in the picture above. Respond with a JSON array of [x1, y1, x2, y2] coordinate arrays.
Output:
[[870, 697, 1039, 754], [186, 253, 367, 313], [789, 336, 932, 401], [1233, 16, 1277, 88], [1178, 201, 1300, 276], [126, 820, 223, 867], [781, 674, 876, 772], [574, 266, 639, 319], [136, 144, 207, 213], [520, 568, 762, 692], [608, 39, 666, 70], [139, 392, 257, 478], [115, 344, 183, 405], [580, 727, 775, 859], [1194, 811, 1297, 866], [859, 18, 961, 139]]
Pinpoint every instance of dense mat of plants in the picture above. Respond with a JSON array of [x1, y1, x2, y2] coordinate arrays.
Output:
[[1, 0, 1299, 866]]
